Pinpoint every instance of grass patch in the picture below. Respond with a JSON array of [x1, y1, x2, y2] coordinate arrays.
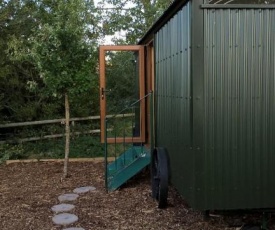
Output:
[[0, 134, 104, 163]]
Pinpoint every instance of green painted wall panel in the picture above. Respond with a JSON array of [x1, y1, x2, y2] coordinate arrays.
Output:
[[154, 2, 275, 210], [203, 8, 275, 210], [155, 2, 194, 205]]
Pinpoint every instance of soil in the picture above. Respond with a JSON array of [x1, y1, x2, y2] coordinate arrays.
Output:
[[0, 161, 274, 230]]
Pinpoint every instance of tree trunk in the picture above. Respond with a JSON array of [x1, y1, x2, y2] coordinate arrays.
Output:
[[63, 92, 70, 178]]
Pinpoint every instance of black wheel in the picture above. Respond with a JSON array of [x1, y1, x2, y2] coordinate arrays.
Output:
[[151, 147, 169, 209]]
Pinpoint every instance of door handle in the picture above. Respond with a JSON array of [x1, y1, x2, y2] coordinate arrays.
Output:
[[101, 87, 111, 99]]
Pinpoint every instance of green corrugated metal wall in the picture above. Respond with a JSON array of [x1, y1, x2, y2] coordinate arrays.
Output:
[[155, 1, 275, 210], [155, 2, 194, 205], [203, 7, 275, 210]]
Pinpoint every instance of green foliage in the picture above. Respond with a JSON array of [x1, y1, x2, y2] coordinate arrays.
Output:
[[0, 136, 104, 163], [0, 0, 171, 163], [0, 0, 42, 122], [23, 135, 104, 159], [98, 0, 172, 44], [0, 144, 25, 164], [0, 0, 100, 123], [0, 0, 170, 123], [8, 0, 98, 98]]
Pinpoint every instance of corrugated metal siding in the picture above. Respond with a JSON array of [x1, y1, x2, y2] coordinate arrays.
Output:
[[155, 2, 194, 204], [203, 8, 275, 210]]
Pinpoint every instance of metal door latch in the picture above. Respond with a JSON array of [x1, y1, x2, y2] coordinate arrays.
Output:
[[101, 87, 111, 99]]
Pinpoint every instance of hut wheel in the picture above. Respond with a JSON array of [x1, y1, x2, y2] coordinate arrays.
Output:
[[151, 147, 169, 209]]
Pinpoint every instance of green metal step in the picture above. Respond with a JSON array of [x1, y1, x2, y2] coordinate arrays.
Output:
[[107, 146, 150, 191]]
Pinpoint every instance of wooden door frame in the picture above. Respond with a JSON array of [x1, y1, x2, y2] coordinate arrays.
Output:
[[99, 45, 145, 143], [144, 41, 155, 146]]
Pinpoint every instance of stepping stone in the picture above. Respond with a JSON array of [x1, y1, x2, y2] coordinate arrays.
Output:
[[51, 204, 75, 213], [52, 213, 78, 226], [63, 228, 85, 230], [58, 194, 79, 202], [73, 186, 96, 194]]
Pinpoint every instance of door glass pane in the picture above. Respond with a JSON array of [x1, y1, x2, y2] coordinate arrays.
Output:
[[105, 50, 141, 138]]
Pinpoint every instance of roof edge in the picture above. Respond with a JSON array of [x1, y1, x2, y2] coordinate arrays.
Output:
[[138, 0, 190, 45]]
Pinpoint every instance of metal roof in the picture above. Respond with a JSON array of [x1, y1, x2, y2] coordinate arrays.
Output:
[[138, 0, 190, 45]]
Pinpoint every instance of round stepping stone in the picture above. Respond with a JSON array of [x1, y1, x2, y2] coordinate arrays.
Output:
[[52, 213, 78, 226], [51, 204, 75, 213], [58, 193, 79, 202], [63, 228, 85, 230], [73, 186, 96, 194]]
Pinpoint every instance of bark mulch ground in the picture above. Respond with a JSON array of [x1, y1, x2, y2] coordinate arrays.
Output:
[[0, 161, 274, 230]]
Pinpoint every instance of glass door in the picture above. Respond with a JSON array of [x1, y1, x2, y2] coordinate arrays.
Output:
[[99, 46, 145, 143]]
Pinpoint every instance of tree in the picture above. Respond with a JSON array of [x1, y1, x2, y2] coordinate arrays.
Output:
[[98, 0, 172, 44], [8, 0, 99, 177], [0, 0, 42, 122]]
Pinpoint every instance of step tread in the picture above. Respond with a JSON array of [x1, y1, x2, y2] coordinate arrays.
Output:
[[107, 147, 150, 191]]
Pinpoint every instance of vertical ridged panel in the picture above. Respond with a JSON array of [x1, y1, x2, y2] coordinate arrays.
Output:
[[155, 2, 193, 203], [203, 8, 275, 210]]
